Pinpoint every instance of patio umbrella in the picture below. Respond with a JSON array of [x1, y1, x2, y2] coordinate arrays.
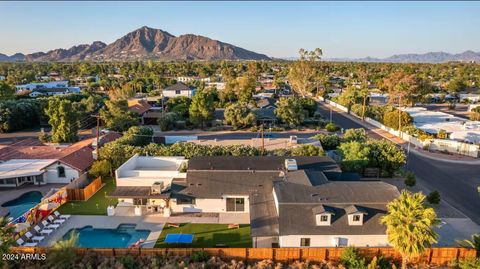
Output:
[[38, 202, 59, 211], [14, 223, 30, 233]]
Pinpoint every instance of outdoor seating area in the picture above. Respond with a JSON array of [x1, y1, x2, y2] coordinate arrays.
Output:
[[15, 211, 70, 247]]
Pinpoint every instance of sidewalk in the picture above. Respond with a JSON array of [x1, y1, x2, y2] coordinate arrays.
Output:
[[321, 101, 480, 164]]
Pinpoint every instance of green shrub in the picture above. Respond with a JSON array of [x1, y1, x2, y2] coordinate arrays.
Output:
[[427, 190, 441, 204], [89, 160, 112, 178], [191, 251, 209, 262], [451, 257, 480, 269], [314, 133, 341, 150], [343, 128, 367, 142], [158, 112, 180, 131], [325, 122, 339, 132], [404, 172, 416, 187], [340, 247, 366, 269], [119, 254, 136, 269]]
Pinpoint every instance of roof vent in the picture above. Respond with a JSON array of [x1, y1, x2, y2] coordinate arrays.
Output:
[[151, 181, 163, 194], [285, 159, 298, 171]]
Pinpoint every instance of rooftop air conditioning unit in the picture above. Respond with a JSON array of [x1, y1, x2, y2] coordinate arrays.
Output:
[[285, 159, 298, 171], [151, 181, 164, 194]]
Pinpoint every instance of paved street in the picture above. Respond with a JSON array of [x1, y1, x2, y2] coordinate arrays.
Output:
[[316, 102, 480, 225]]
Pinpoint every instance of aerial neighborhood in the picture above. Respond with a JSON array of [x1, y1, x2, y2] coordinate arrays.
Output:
[[1, 3, 480, 268]]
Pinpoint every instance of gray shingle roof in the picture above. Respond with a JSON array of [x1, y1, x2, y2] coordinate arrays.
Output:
[[188, 156, 341, 173], [279, 203, 388, 235], [164, 82, 194, 92]]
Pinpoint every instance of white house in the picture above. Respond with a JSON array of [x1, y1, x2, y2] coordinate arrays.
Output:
[[110, 155, 399, 248], [162, 82, 196, 98], [15, 81, 69, 91], [0, 76, 5, 81]]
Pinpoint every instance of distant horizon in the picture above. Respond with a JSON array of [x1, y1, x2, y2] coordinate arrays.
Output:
[[1, 1, 479, 58]]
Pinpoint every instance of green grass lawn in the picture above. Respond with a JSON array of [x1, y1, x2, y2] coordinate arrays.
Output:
[[57, 177, 118, 215], [155, 223, 252, 248]]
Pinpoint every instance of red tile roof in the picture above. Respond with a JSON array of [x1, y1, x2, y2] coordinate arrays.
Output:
[[0, 133, 120, 172], [128, 99, 152, 115]]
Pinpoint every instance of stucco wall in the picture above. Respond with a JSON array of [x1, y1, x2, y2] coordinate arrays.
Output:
[[169, 196, 250, 213], [44, 162, 79, 184], [253, 236, 278, 248], [279, 234, 389, 248]]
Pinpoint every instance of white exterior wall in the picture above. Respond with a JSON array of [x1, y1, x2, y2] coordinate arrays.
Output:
[[44, 162, 80, 184], [170, 196, 250, 213], [163, 90, 195, 98], [253, 236, 278, 248], [279, 234, 389, 248]]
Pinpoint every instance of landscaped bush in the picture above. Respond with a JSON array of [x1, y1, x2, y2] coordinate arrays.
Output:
[[191, 251, 210, 262], [89, 160, 112, 178], [427, 190, 441, 204], [325, 122, 339, 132], [158, 112, 180, 131], [343, 128, 367, 142], [340, 247, 366, 269], [383, 109, 412, 130], [404, 172, 416, 187], [314, 133, 341, 150]]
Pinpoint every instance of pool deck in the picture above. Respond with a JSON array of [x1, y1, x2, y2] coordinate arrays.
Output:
[[0, 184, 65, 217], [39, 215, 165, 248]]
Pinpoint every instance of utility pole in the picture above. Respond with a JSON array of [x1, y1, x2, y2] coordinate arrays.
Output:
[[398, 94, 402, 132], [261, 124, 265, 154], [362, 93, 367, 120], [329, 108, 333, 123], [93, 114, 101, 160]]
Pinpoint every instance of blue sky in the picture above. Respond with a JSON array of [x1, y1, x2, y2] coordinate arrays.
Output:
[[1, 1, 479, 58]]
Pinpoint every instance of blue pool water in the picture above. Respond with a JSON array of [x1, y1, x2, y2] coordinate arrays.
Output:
[[63, 224, 150, 248], [2, 191, 43, 220]]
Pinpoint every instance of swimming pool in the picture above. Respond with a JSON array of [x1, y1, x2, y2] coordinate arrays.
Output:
[[2, 191, 43, 220], [63, 224, 150, 248]]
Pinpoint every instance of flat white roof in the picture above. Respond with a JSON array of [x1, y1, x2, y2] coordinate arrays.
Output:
[[403, 107, 480, 143], [0, 159, 56, 179]]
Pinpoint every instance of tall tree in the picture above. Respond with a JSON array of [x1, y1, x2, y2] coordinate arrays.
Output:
[[189, 89, 216, 128], [99, 99, 139, 132], [0, 81, 15, 100], [274, 97, 305, 125], [236, 75, 257, 103], [287, 48, 323, 97], [45, 98, 79, 143], [224, 102, 256, 129], [381, 191, 440, 269]]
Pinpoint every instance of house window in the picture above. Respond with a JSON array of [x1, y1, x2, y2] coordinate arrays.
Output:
[[226, 198, 245, 212], [175, 90, 181, 95], [57, 166, 66, 178], [300, 238, 311, 247], [320, 215, 329, 222], [177, 197, 196, 205], [353, 215, 361, 222]]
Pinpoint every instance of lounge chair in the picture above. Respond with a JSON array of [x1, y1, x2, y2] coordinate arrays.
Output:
[[42, 220, 59, 230], [34, 225, 53, 236], [53, 211, 71, 220], [16, 238, 37, 247], [48, 215, 65, 224], [167, 223, 180, 228], [25, 231, 45, 243], [228, 224, 240, 229]]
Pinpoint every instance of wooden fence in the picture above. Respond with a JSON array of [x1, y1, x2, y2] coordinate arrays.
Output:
[[11, 247, 477, 266], [66, 177, 102, 201]]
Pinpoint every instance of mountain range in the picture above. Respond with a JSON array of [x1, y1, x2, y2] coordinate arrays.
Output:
[[0, 26, 270, 62], [325, 51, 480, 63], [1, 26, 479, 63]]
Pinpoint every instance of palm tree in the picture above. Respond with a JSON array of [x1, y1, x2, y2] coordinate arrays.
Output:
[[0, 217, 15, 267], [381, 190, 440, 269], [457, 234, 480, 254], [47, 231, 79, 268]]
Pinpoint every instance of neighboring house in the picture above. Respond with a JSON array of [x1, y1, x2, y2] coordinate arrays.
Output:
[[206, 82, 225, 90], [110, 155, 399, 248], [0, 76, 5, 81], [15, 81, 80, 97], [177, 76, 211, 83], [16, 81, 69, 91], [127, 98, 163, 125], [163, 82, 196, 98], [0, 134, 119, 187], [459, 93, 480, 103], [28, 87, 81, 98], [251, 98, 278, 126]]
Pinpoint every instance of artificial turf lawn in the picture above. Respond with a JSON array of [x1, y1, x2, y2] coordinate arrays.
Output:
[[155, 223, 252, 248], [57, 177, 118, 215]]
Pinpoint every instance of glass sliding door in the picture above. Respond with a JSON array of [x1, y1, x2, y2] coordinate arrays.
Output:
[[226, 197, 245, 212]]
